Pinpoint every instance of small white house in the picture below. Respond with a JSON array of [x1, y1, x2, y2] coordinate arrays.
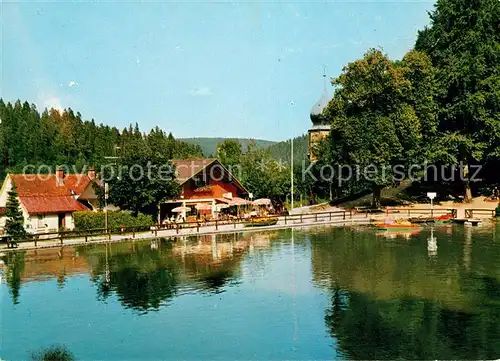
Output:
[[0, 169, 100, 234]]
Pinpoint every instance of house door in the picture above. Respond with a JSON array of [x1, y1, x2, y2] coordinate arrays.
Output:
[[58, 214, 66, 230]]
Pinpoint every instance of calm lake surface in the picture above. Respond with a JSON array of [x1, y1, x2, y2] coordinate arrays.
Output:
[[2, 225, 500, 360]]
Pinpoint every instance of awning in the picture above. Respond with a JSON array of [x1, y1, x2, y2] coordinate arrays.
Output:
[[216, 197, 253, 206]]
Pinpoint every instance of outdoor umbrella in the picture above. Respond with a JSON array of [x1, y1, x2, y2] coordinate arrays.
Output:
[[253, 198, 272, 206], [172, 206, 191, 213]]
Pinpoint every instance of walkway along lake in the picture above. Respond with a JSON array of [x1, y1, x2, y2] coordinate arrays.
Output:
[[1, 224, 500, 360]]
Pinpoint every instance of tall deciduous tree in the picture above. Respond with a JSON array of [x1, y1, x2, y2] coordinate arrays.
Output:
[[415, 0, 500, 201], [325, 49, 424, 208], [103, 152, 180, 219], [5, 185, 27, 242], [216, 139, 243, 169]]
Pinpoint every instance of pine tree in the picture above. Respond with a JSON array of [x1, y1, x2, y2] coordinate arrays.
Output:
[[5, 185, 27, 242]]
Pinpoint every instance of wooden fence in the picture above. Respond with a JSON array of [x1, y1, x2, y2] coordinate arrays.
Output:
[[2, 207, 497, 249], [2, 210, 370, 248]]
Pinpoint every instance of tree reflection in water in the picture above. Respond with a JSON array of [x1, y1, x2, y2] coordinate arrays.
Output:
[[2, 251, 25, 304], [80, 233, 252, 312], [312, 226, 500, 360]]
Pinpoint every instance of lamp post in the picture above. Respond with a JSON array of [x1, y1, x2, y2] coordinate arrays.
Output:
[[427, 192, 437, 217], [291, 137, 294, 211], [104, 182, 109, 232]]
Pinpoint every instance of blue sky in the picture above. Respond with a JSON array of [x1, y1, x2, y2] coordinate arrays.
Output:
[[1, 1, 434, 141]]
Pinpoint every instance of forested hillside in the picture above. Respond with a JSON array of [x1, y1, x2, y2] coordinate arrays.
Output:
[[0, 99, 203, 179], [181, 137, 276, 157], [267, 134, 308, 164]]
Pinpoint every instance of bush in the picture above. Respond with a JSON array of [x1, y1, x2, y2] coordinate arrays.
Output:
[[74, 211, 154, 231], [30, 345, 75, 361]]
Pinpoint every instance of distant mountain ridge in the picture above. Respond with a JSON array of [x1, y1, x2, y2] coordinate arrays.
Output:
[[180, 137, 277, 157]]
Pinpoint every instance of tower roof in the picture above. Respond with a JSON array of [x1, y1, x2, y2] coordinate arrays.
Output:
[[310, 88, 330, 124], [310, 69, 331, 125]]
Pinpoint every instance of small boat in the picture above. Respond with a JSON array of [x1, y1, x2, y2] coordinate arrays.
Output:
[[434, 214, 453, 224], [245, 217, 279, 227], [409, 217, 435, 224], [377, 219, 422, 231]]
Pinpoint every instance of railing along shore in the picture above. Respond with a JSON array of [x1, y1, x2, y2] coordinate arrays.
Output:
[[1, 207, 497, 249]]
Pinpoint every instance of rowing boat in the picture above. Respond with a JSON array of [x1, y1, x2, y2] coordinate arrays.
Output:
[[245, 217, 279, 227]]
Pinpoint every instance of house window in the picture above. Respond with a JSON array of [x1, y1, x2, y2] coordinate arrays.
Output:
[[37, 215, 45, 229]]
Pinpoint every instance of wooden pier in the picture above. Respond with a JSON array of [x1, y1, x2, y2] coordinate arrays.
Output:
[[452, 218, 483, 226]]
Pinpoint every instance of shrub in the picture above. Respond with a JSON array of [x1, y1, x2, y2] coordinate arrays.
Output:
[[29, 345, 75, 361], [74, 211, 154, 231]]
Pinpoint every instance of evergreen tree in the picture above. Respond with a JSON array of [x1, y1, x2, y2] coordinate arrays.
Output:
[[5, 185, 27, 241]]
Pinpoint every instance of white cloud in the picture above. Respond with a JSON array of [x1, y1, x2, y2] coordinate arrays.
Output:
[[68, 81, 79, 88], [285, 47, 303, 53], [191, 86, 212, 97], [43, 96, 63, 112]]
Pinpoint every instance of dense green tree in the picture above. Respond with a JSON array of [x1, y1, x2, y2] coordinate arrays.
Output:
[[240, 142, 290, 205], [5, 185, 27, 242], [415, 0, 500, 201], [0, 99, 203, 179], [103, 151, 180, 219], [325, 49, 424, 207], [216, 139, 243, 169], [267, 135, 308, 165]]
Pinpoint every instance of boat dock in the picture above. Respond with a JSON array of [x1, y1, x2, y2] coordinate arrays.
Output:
[[452, 218, 483, 226]]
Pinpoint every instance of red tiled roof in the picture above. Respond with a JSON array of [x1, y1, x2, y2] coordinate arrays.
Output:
[[19, 196, 89, 215], [9, 174, 92, 215], [10, 174, 92, 197], [63, 174, 92, 194], [11, 175, 71, 197], [171, 158, 217, 184]]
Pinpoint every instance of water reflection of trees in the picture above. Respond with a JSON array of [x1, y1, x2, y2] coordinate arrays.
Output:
[[2, 231, 275, 309], [2, 251, 25, 304], [79, 233, 264, 312], [311, 226, 500, 359]]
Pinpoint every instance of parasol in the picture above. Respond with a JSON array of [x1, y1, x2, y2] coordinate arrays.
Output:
[[253, 198, 272, 206], [172, 206, 191, 213]]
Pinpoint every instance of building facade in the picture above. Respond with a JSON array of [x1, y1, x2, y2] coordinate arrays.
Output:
[[0, 169, 100, 234], [161, 158, 249, 220]]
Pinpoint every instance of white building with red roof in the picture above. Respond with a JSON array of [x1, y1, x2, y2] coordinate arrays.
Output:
[[0, 168, 100, 233]]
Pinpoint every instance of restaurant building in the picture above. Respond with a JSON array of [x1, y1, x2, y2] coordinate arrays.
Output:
[[161, 158, 250, 220]]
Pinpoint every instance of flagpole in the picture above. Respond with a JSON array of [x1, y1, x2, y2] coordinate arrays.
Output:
[[291, 135, 294, 211], [290, 100, 294, 212]]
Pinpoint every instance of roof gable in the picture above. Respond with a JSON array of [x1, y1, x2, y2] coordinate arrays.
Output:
[[171, 158, 248, 194], [171, 158, 218, 184]]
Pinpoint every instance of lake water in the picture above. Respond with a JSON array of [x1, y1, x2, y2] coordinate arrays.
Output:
[[1, 225, 500, 360]]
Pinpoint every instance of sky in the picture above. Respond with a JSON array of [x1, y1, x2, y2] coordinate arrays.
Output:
[[1, 1, 435, 141]]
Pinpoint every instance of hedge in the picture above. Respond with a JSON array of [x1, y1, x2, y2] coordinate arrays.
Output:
[[74, 211, 154, 231]]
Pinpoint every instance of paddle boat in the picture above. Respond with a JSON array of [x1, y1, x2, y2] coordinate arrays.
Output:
[[434, 213, 454, 224], [245, 217, 279, 227], [377, 219, 422, 231], [409, 217, 435, 224]]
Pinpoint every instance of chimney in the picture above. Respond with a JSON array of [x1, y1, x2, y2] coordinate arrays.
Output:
[[56, 167, 65, 186], [88, 167, 96, 180]]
